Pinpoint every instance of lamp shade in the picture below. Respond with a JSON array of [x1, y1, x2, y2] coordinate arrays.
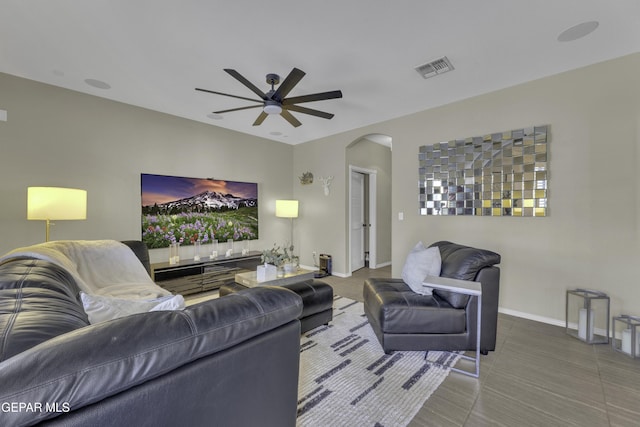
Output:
[[27, 187, 87, 220], [275, 200, 299, 218]]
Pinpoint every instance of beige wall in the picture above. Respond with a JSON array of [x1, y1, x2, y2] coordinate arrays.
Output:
[[3, 52, 640, 324], [291, 135, 347, 272], [295, 53, 640, 324], [0, 73, 294, 263]]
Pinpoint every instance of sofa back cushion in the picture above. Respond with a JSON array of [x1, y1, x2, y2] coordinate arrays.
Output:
[[121, 240, 152, 276], [428, 241, 501, 308], [0, 258, 89, 362]]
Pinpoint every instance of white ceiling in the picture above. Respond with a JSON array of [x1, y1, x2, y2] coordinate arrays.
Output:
[[2, 1, 639, 145]]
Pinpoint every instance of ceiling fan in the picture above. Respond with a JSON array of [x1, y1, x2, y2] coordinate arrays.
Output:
[[196, 68, 342, 127]]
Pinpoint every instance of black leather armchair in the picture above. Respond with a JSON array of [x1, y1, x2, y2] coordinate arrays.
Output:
[[363, 241, 500, 354]]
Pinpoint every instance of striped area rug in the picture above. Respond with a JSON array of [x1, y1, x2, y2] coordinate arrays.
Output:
[[297, 296, 460, 427]]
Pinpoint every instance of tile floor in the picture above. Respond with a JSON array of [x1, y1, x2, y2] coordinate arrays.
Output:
[[320, 267, 640, 427], [185, 266, 640, 426]]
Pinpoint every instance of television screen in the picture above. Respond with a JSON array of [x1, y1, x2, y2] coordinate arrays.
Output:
[[141, 173, 258, 249]]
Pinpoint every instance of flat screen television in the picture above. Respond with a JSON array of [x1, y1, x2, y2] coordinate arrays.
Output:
[[141, 173, 258, 249]]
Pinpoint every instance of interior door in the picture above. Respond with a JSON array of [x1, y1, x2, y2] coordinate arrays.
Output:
[[351, 171, 365, 271]]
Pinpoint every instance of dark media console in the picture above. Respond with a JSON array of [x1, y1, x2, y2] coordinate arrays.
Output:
[[152, 251, 262, 296]]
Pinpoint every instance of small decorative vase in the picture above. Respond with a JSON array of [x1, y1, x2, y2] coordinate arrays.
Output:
[[257, 263, 277, 282]]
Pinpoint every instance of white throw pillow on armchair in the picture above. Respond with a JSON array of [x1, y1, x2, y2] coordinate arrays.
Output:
[[401, 242, 442, 295]]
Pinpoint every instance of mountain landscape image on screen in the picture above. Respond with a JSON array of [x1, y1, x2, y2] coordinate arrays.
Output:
[[141, 174, 258, 249], [147, 190, 257, 213]]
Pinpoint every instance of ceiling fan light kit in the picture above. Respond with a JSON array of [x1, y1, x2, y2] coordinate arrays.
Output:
[[196, 67, 342, 127], [263, 100, 282, 115]]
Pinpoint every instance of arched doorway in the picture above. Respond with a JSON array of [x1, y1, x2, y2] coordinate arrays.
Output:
[[346, 134, 392, 274]]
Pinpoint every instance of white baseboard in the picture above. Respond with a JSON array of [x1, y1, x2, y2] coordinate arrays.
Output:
[[298, 265, 349, 278], [299, 263, 389, 278], [499, 307, 609, 338], [372, 261, 391, 269], [498, 307, 565, 327], [331, 271, 349, 278]]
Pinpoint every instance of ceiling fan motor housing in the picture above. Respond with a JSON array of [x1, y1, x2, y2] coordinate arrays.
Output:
[[266, 73, 280, 86]]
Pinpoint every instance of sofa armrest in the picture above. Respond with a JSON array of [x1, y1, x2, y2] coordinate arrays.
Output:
[[0, 286, 302, 426], [423, 267, 500, 353], [460, 266, 500, 352], [475, 266, 500, 351], [422, 275, 481, 296]]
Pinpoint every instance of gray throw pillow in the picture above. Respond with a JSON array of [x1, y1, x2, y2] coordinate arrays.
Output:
[[401, 242, 441, 295]]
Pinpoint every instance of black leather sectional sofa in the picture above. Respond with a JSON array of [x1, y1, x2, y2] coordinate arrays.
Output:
[[0, 241, 303, 427]]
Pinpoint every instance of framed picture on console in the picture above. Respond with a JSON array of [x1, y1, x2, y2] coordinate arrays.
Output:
[[141, 173, 258, 249]]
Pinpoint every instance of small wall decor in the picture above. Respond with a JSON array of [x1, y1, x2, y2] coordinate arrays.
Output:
[[318, 176, 333, 196], [299, 171, 314, 185], [419, 125, 548, 216]]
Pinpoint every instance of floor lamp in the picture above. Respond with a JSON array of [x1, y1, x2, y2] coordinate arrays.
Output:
[[27, 187, 87, 242], [275, 199, 299, 249]]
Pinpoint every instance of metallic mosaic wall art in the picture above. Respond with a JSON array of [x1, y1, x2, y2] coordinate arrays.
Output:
[[419, 125, 548, 216]]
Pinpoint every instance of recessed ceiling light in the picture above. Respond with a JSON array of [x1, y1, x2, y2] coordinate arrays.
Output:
[[207, 113, 223, 120], [269, 131, 283, 136], [557, 21, 599, 42], [84, 78, 111, 89], [52, 69, 65, 77]]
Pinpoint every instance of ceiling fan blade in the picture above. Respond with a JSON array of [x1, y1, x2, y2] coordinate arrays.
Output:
[[196, 87, 262, 104], [283, 104, 334, 120], [252, 111, 268, 126], [282, 90, 343, 105], [273, 68, 305, 101], [213, 105, 263, 114], [280, 109, 302, 127], [224, 69, 268, 100]]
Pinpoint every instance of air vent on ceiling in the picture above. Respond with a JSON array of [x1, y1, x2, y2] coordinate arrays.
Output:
[[415, 56, 454, 79]]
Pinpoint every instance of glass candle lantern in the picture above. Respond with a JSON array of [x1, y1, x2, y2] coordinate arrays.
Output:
[[169, 242, 180, 265], [612, 315, 640, 358], [193, 240, 201, 261], [565, 289, 610, 344], [210, 239, 218, 259]]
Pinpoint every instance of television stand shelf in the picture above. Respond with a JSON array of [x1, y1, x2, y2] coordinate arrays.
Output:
[[152, 251, 262, 296]]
